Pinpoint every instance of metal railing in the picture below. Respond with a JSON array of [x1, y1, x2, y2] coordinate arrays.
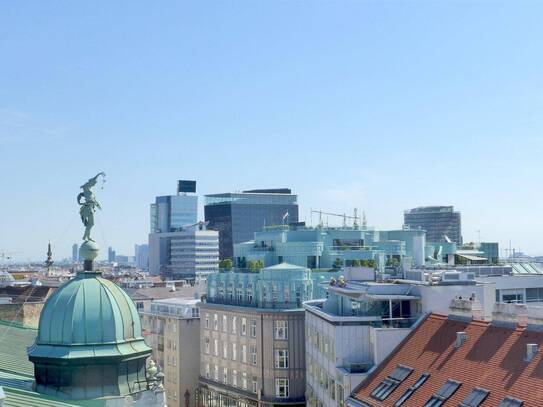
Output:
[[206, 297, 303, 309]]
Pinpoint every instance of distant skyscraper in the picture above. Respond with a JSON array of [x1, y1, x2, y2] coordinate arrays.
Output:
[[108, 246, 116, 262], [134, 244, 149, 270], [204, 188, 299, 259], [404, 205, 462, 244], [72, 243, 79, 262], [148, 224, 219, 279], [150, 180, 198, 233], [148, 181, 209, 279]]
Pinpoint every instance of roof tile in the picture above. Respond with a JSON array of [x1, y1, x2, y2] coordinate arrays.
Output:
[[352, 313, 543, 406]]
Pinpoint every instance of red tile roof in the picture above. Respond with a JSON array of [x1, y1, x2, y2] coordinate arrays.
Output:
[[351, 313, 543, 406]]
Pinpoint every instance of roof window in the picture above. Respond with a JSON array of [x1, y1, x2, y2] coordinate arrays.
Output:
[[423, 379, 461, 407], [499, 397, 524, 407], [370, 364, 413, 401], [459, 387, 489, 407], [394, 373, 429, 406]]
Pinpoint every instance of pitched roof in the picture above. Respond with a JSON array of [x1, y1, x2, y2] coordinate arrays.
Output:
[[0, 321, 37, 378], [351, 313, 543, 406], [0, 286, 54, 303], [0, 322, 107, 406]]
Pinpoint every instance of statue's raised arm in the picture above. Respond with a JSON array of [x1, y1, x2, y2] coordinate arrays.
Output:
[[78, 172, 106, 242]]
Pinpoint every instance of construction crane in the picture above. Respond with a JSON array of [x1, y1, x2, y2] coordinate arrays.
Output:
[[311, 209, 360, 228]]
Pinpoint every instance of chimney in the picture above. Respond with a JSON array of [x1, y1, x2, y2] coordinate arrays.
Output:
[[455, 332, 468, 348], [492, 303, 528, 326], [449, 298, 484, 320], [525, 343, 539, 362]]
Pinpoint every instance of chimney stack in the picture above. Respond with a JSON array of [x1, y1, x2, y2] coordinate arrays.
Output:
[[455, 332, 468, 348]]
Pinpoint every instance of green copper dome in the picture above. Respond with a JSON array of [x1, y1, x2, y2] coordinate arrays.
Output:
[[28, 271, 152, 400], [37, 271, 142, 345]]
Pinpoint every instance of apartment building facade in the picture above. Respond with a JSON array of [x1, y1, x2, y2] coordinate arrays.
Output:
[[143, 298, 201, 407], [197, 263, 314, 407]]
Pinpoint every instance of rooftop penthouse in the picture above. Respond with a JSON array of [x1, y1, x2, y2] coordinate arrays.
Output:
[[234, 225, 428, 275], [205, 263, 316, 309], [148, 297, 201, 319]]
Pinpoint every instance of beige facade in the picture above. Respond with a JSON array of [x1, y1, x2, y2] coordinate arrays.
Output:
[[198, 303, 306, 407], [143, 298, 201, 407]]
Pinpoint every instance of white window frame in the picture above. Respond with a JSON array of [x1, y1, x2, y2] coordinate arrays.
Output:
[[241, 317, 247, 335], [232, 316, 237, 334], [213, 314, 218, 330], [252, 378, 258, 393], [275, 378, 289, 398], [232, 343, 237, 361], [223, 367, 228, 384], [275, 320, 288, 340], [242, 372, 248, 390], [251, 345, 257, 365], [250, 319, 257, 337], [242, 344, 247, 363], [274, 349, 289, 369], [222, 315, 228, 332], [223, 341, 228, 359]]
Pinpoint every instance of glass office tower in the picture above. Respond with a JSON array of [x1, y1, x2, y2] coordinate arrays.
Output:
[[204, 189, 299, 259], [403, 205, 462, 244], [150, 194, 198, 233]]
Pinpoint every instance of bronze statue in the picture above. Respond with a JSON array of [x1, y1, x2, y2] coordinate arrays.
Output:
[[77, 172, 105, 242]]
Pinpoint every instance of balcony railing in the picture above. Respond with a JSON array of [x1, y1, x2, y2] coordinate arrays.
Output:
[[205, 297, 303, 309]]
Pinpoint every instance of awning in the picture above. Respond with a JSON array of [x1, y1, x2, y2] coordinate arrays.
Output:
[[363, 294, 420, 300], [457, 254, 487, 261]]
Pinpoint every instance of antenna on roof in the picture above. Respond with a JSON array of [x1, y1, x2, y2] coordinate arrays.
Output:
[[353, 208, 359, 229]]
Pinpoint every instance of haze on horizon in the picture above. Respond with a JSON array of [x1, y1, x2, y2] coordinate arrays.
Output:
[[1, 1, 542, 261]]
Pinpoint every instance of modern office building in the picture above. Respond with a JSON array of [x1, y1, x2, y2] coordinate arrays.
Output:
[[303, 270, 496, 407], [135, 243, 150, 270], [150, 194, 198, 233], [108, 246, 116, 262], [204, 189, 299, 260], [142, 298, 201, 407], [403, 206, 462, 244], [71, 243, 78, 262], [234, 224, 427, 274], [197, 263, 315, 407], [148, 223, 219, 279], [479, 241, 499, 264], [149, 182, 216, 279]]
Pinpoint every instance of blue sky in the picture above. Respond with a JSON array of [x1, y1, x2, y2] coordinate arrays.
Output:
[[1, 1, 542, 261]]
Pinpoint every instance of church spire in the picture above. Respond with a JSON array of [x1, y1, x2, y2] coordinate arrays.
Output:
[[44, 241, 53, 269]]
